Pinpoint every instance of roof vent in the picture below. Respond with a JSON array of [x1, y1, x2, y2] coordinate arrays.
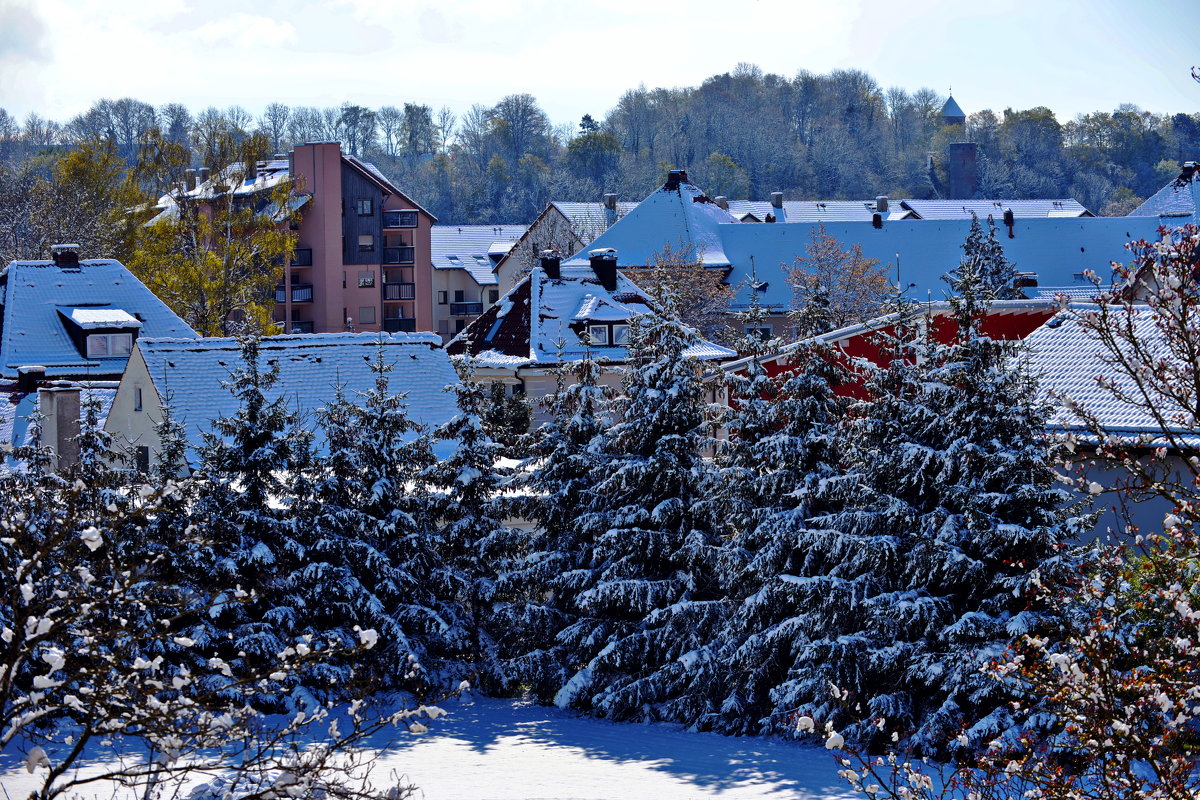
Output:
[[770, 192, 784, 209], [588, 248, 619, 291], [50, 244, 81, 269]]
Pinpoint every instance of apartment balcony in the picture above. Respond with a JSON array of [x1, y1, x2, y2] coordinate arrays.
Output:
[[274, 283, 314, 303], [291, 248, 313, 267], [383, 210, 418, 229], [450, 302, 484, 316], [384, 281, 416, 301], [383, 246, 415, 265], [287, 320, 315, 334], [383, 317, 417, 333]]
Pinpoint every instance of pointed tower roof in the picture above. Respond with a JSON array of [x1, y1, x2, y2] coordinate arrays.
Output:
[[942, 94, 966, 124]]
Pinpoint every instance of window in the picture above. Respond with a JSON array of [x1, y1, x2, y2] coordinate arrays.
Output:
[[488, 290, 500, 304], [356, 198, 374, 216], [744, 325, 773, 342], [612, 324, 630, 345], [587, 325, 609, 345], [135, 446, 150, 474], [86, 332, 133, 358], [359, 306, 376, 325], [134, 386, 143, 412], [384, 209, 418, 228], [358, 234, 375, 253], [454, 319, 465, 333], [437, 291, 448, 305], [358, 270, 376, 288], [453, 290, 465, 303]]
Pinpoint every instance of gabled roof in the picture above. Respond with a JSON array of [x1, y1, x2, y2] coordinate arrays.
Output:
[[550, 201, 638, 237], [135, 332, 459, 459], [1024, 305, 1192, 441], [431, 225, 527, 286], [1128, 166, 1200, 220], [0, 258, 197, 379], [342, 153, 437, 222], [561, 177, 737, 269], [447, 266, 735, 368]]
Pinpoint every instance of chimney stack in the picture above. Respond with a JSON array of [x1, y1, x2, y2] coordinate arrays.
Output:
[[714, 196, 729, 209], [185, 169, 197, 192], [50, 243, 81, 269], [588, 248, 619, 291], [664, 170, 688, 191], [602, 193, 618, 210], [246, 161, 258, 182], [540, 249, 562, 280], [876, 195, 889, 213], [199, 167, 211, 183], [770, 192, 784, 209]]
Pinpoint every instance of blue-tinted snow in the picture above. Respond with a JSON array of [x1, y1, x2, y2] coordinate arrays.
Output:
[[0, 259, 197, 379], [1129, 172, 1200, 219], [136, 332, 460, 461]]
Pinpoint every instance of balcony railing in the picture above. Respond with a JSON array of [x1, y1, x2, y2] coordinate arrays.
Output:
[[383, 318, 417, 333], [383, 282, 416, 301], [450, 302, 484, 316], [383, 210, 418, 229], [287, 320, 314, 334], [291, 248, 312, 267], [274, 283, 314, 303], [383, 246, 415, 265]]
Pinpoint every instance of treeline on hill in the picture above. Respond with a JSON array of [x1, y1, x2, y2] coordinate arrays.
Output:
[[0, 63, 1197, 244]]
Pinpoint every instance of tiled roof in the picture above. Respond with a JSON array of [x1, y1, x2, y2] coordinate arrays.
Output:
[[1128, 170, 1200, 220], [447, 266, 736, 367], [725, 200, 910, 223], [137, 332, 459, 461], [550, 201, 638, 238], [0, 381, 117, 465], [1024, 305, 1191, 440], [561, 179, 737, 269], [431, 225, 527, 286], [0, 259, 197, 379]]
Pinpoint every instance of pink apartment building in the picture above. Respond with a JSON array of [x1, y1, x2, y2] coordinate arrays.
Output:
[[275, 142, 436, 334]]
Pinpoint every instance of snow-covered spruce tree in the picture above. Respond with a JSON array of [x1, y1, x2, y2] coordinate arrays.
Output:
[[553, 285, 733, 724], [703, 310, 849, 735], [184, 335, 330, 697], [306, 348, 463, 694], [945, 211, 1020, 299], [501, 347, 616, 699], [747, 269, 1080, 752], [422, 357, 517, 692]]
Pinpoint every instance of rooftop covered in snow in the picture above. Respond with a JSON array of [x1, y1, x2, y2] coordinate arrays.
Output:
[[0, 257, 197, 379], [431, 225, 528, 286]]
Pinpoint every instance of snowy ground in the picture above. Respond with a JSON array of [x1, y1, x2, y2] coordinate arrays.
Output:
[[1, 697, 857, 800]]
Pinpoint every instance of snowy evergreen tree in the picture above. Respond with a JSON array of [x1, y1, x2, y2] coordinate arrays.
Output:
[[502, 348, 616, 699], [422, 358, 517, 692], [730, 270, 1080, 751], [305, 348, 463, 694], [945, 211, 1020, 299], [553, 288, 732, 723]]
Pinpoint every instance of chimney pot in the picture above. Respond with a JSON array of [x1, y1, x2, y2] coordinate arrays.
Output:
[[588, 248, 619, 291], [50, 244, 81, 269], [540, 249, 562, 280]]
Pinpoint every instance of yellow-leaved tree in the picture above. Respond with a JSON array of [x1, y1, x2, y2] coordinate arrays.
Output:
[[127, 129, 299, 336], [785, 223, 892, 337]]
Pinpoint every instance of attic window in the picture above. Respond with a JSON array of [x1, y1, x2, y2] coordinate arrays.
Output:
[[86, 332, 132, 358], [587, 325, 609, 345]]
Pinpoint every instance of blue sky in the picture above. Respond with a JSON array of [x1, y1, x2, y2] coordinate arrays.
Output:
[[1, 0, 1196, 129]]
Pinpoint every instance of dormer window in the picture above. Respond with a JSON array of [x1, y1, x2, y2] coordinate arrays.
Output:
[[87, 332, 133, 358], [581, 322, 630, 347], [587, 325, 609, 345], [612, 324, 630, 345]]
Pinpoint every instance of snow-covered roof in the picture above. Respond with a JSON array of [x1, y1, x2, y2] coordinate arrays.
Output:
[[1128, 167, 1200, 220], [718, 215, 1164, 312], [0, 258, 197, 379], [1024, 305, 1195, 442], [447, 265, 735, 368], [431, 225, 527, 286], [550, 201, 638, 237], [560, 177, 737, 270], [60, 307, 142, 330], [725, 200, 911, 223], [135, 332, 460, 460], [0, 381, 117, 464], [899, 199, 1092, 220]]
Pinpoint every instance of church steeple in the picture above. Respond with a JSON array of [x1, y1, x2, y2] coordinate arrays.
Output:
[[942, 93, 966, 127]]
